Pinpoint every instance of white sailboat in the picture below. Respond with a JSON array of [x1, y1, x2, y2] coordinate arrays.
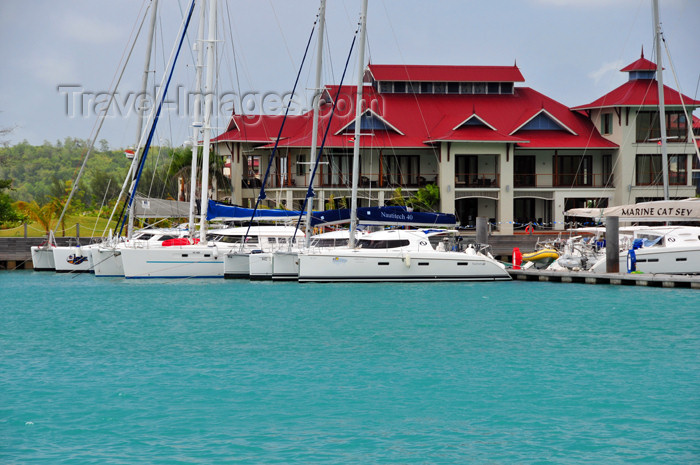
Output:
[[120, 0, 237, 279], [560, 0, 700, 275], [296, 0, 510, 283], [31, 1, 162, 273]]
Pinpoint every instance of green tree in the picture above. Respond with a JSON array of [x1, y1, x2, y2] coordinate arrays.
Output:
[[408, 183, 440, 212], [0, 179, 21, 226], [14, 200, 58, 235]]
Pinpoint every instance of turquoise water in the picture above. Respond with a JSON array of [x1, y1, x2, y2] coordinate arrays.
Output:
[[1, 271, 699, 464]]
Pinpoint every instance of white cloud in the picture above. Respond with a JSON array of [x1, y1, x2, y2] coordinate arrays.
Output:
[[589, 60, 625, 84]]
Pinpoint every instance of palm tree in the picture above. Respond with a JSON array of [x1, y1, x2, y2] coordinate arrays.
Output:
[[408, 183, 440, 212], [14, 200, 59, 235]]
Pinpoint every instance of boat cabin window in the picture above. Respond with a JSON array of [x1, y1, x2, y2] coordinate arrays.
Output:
[[214, 235, 259, 244], [136, 233, 154, 241], [357, 239, 410, 249], [311, 238, 349, 248], [158, 235, 178, 242], [278, 237, 287, 244]]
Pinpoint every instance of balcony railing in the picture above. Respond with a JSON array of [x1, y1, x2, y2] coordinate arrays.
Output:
[[256, 172, 440, 189], [455, 173, 500, 188], [514, 172, 614, 188]]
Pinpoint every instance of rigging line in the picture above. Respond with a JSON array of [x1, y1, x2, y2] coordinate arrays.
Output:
[[293, 28, 360, 242], [224, 0, 249, 180], [661, 37, 700, 166], [176, 0, 197, 65], [241, 10, 320, 244], [267, 0, 297, 73], [89, 178, 112, 238], [105, 1, 190, 237], [117, 0, 197, 237], [54, 0, 151, 242], [378, 1, 438, 165]]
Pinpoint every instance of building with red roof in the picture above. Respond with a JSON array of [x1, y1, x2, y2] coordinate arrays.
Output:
[[213, 57, 699, 232]]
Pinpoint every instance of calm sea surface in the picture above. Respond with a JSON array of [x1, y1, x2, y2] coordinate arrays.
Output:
[[1, 271, 699, 464]]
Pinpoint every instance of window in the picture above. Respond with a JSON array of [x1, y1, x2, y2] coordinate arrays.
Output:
[[382, 154, 420, 186], [514, 156, 536, 187], [635, 154, 687, 185], [487, 83, 499, 94], [455, 155, 478, 186], [379, 82, 392, 93], [636, 111, 688, 142], [474, 83, 486, 94], [601, 113, 612, 135], [322, 151, 354, 187], [420, 82, 432, 93], [602, 154, 613, 186], [447, 82, 460, 94], [357, 239, 410, 249], [296, 154, 306, 176], [554, 155, 593, 187], [393, 82, 406, 93], [460, 82, 473, 94], [501, 82, 514, 94], [216, 235, 259, 244], [433, 82, 446, 94]]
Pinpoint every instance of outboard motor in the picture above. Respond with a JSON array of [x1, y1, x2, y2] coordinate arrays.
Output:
[[626, 238, 644, 273]]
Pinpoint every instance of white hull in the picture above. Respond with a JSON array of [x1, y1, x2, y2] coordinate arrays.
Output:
[[591, 245, 700, 275], [249, 252, 274, 280], [271, 251, 300, 281], [298, 249, 510, 282], [52, 245, 94, 273], [224, 252, 250, 278], [93, 246, 124, 277], [121, 244, 225, 278], [30, 246, 55, 271]]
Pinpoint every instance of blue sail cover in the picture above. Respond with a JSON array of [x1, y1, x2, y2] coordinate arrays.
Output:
[[310, 206, 456, 227], [207, 200, 303, 221]]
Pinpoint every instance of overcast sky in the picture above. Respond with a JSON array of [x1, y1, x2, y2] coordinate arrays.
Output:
[[0, 0, 698, 149]]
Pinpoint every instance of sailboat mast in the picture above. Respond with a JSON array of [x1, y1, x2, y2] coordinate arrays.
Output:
[[135, 0, 159, 148], [198, 0, 217, 242], [127, 0, 159, 239], [653, 0, 669, 201], [304, 0, 327, 246], [348, 0, 368, 249], [189, 0, 207, 236]]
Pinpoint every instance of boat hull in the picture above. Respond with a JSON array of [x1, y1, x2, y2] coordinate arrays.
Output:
[[121, 245, 224, 278], [249, 252, 273, 280], [224, 252, 250, 279], [52, 245, 93, 273], [30, 246, 55, 271], [591, 245, 700, 274], [298, 249, 511, 282], [271, 251, 299, 281], [92, 247, 124, 277]]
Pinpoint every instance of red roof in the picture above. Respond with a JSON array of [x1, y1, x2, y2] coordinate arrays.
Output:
[[366, 64, 525, 83], [573, 79, 700, 110], [215, 80, 616, 151], [620, 55, 658, 72]]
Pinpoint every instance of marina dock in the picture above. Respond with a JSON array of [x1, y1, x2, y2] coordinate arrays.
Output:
[[509, 268, 700, 289]]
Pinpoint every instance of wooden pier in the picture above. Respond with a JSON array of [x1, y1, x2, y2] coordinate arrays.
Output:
[[508, 268, 700, 289], [0, 237, 100, 270]]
